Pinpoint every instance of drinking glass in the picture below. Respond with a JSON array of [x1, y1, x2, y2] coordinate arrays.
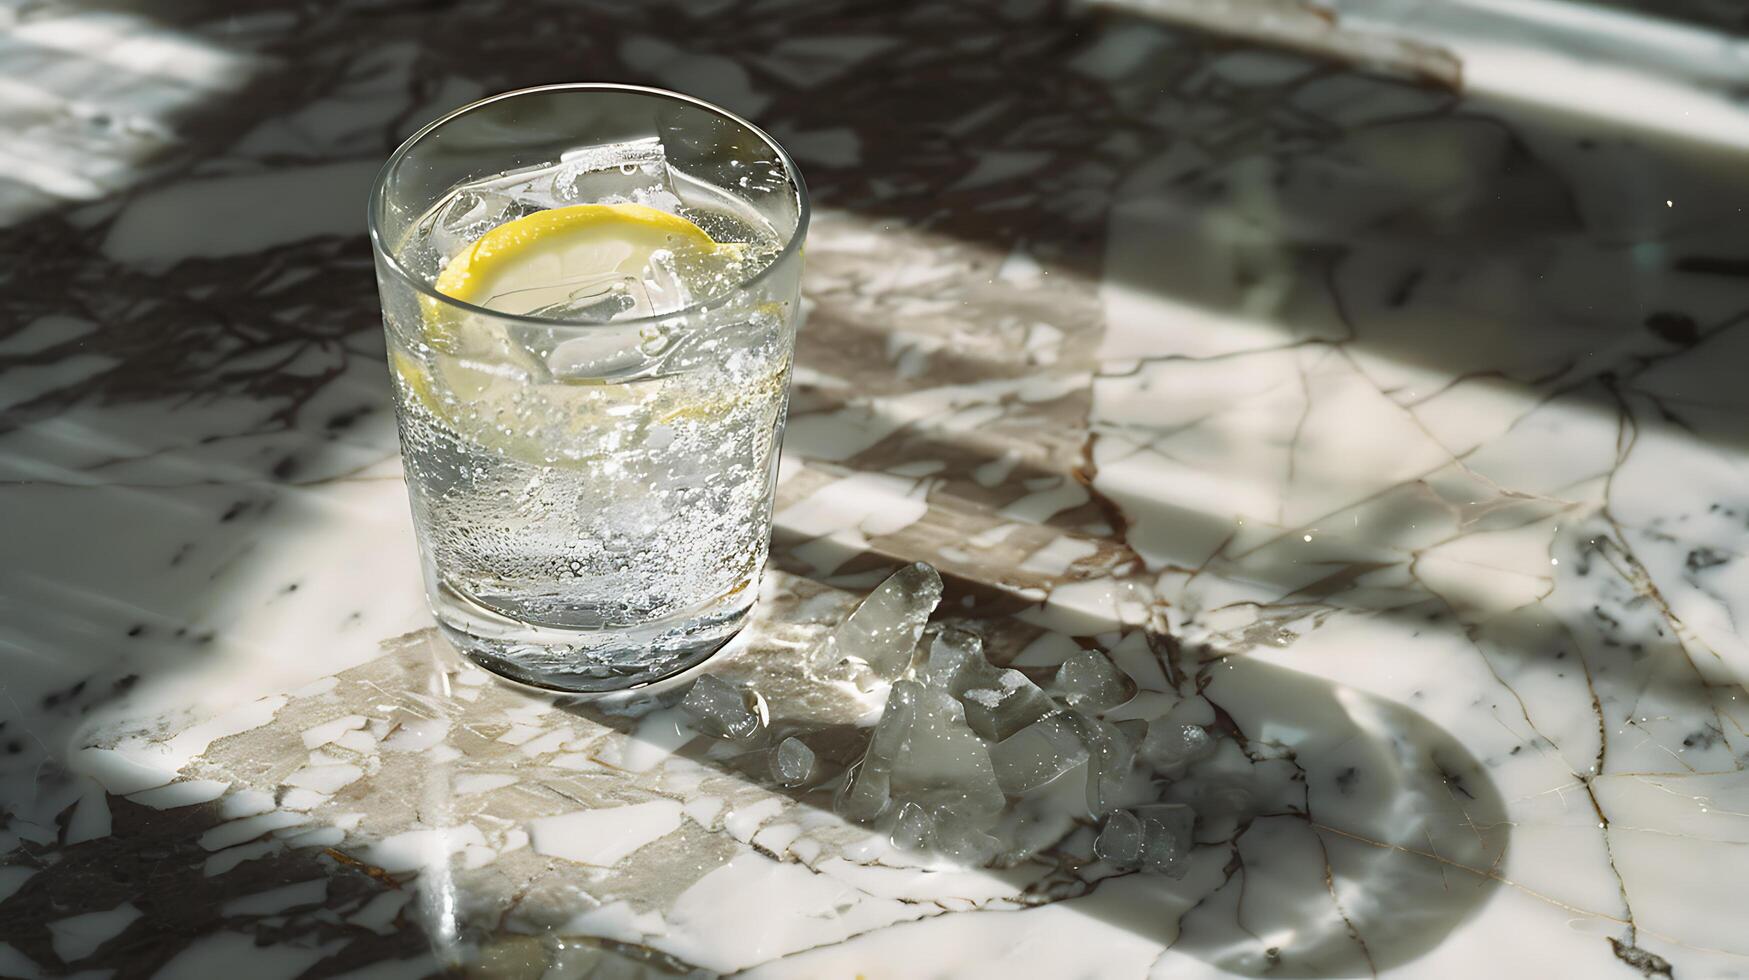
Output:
[[369, 84, 808, 692]]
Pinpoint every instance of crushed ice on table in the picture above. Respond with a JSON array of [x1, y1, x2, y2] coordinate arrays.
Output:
[[1112, 718, 1148, 750], [813, 562, 942, 687], [922, 626, 985, 689], [836, 680, 917, 821], [925, 628, 1053, 740], [814, 561, 1243, 871], [771, 736, 814, 787], [927, 807, 1002, 864], [1094, 804, 1193, 876], [1094, 809, 1142, 866], [990, 713, 1088, 795], [886, 683, 1005, 819], [890, 801, 932, 851], [1140, 719, 1216, 777], [679, 674, 763, 740], [1134, 803, 1195, 876], [1053, 649, 1131, 711], [1058, 710, 1135, 816]]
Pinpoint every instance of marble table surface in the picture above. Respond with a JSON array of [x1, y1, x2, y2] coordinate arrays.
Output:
[[3, 1, 1748, 977]]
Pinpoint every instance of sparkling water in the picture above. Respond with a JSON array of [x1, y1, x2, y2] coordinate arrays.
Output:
[[384, 139, 794, 687]]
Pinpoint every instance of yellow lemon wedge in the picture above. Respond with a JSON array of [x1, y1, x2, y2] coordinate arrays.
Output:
[[391, 203, 783, 466], [434, 203, 722, 313]]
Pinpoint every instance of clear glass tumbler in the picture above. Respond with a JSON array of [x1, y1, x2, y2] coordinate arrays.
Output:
[[369, 84, 808, 692]]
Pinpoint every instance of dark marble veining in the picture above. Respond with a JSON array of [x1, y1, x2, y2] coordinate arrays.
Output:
[[1, 0, 1746, 977]]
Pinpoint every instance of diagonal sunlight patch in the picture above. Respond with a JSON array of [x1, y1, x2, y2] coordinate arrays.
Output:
[[1100, 0, 1749, 152], [0, 9, 260, 224]]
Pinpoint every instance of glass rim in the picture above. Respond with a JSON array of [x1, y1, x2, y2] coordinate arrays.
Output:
[[367, 82, 811, 331]]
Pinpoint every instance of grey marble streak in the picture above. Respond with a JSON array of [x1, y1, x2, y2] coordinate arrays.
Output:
[[0, 0, 1746, 978]]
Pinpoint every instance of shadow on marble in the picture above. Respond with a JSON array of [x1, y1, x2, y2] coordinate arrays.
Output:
[[0, 0, 413, 817], [0, 792, 438, 977], [0, 784, 709, 977]]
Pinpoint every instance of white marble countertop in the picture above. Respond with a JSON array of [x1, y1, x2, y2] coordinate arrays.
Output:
[[2, 1, 1747, 977]]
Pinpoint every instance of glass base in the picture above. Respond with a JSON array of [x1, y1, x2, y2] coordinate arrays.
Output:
[[432, 580, 751, 693]]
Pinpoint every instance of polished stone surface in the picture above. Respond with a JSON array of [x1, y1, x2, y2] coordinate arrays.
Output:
[[2, 0, 1747, 977]]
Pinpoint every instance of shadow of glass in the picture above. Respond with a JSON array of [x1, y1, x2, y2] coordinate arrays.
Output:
[[1166, 649, 1505, 975]]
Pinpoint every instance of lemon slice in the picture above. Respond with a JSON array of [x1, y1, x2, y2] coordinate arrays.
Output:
[[392, 203, 779, 465], [435, 203, 720, 314]]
